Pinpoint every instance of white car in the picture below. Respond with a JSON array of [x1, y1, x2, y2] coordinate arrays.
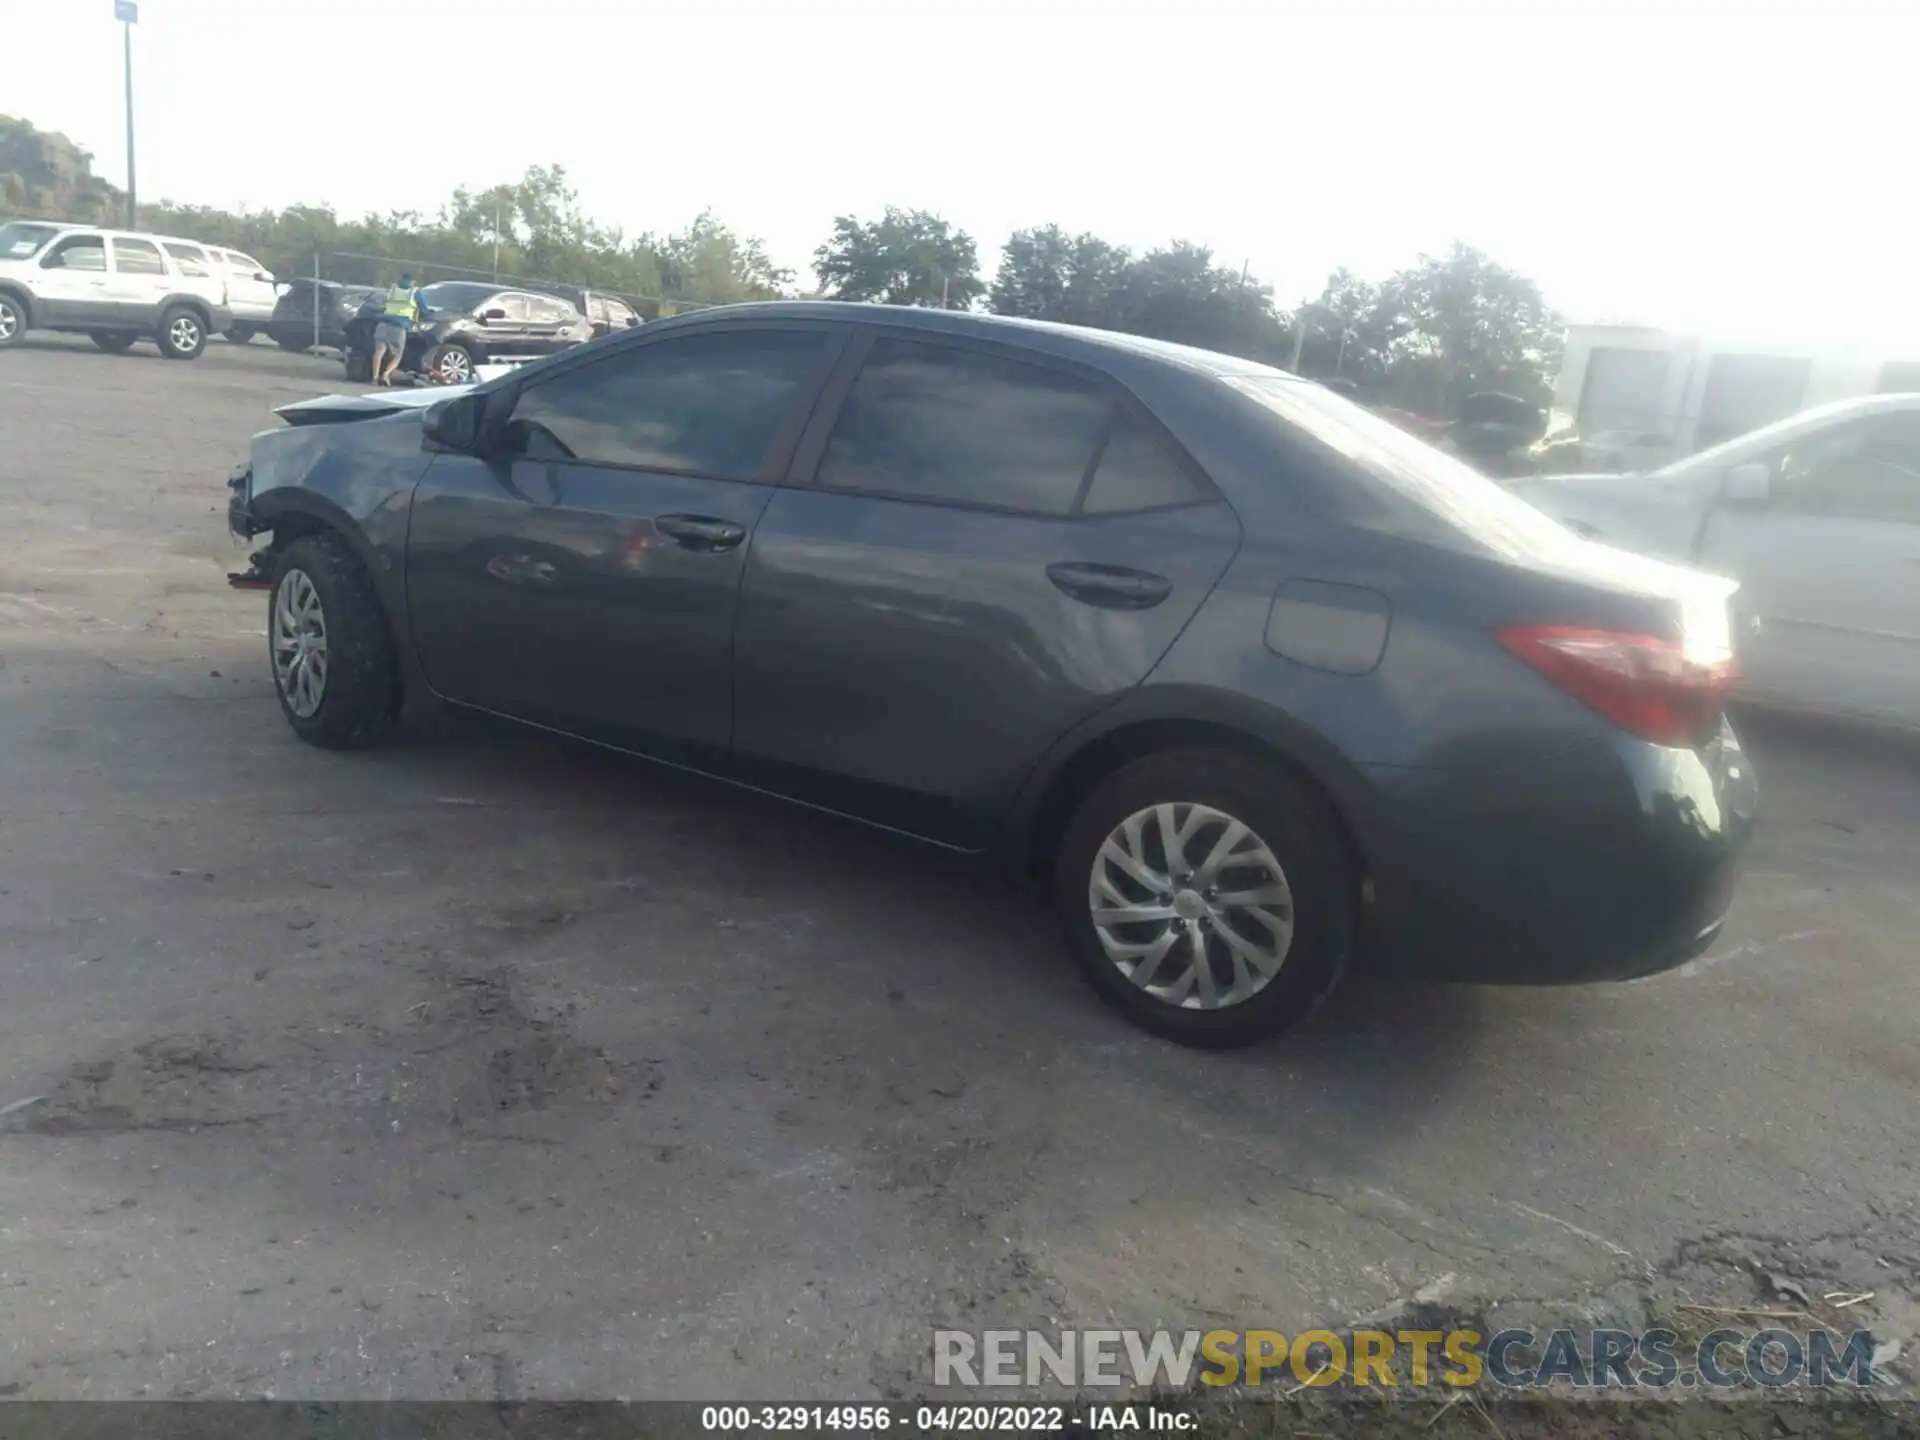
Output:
[[1516, 392, 1920, 729]]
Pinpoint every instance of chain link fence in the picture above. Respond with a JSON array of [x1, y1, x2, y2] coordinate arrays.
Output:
[[273, 248, 720, 352]]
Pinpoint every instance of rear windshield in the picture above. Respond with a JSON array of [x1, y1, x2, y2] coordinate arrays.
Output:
[[1227, 374, 1577, 562], [0, 222, 62, 259]]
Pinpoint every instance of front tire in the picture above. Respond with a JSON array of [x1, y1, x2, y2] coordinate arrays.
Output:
[[273, 332, 310, 353], [269, 534, 400, 749], [90, 331, 137, 353], [1053, 749, 1356, 1048], [424, 341, 475, 384], [156, 306, 207, 360], [0, 293, 27, 349]]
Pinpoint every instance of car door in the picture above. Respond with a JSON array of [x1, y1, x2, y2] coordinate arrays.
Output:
[[105, 236, 171, 328], [524, 293, 576, 354], [405, 321, 849, 759], [220, 250, 275, 319], [34, 233, 113, 325], [730, 331, 1244, 847], [477, 291, 533, 353], [1695, 409, 1920, 723]]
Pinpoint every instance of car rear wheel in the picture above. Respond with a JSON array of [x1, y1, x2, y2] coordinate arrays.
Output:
[[269, 534, 400, 749], [228, 323, 256, 343], [90, 331, 137, 354], [156, 306, 207, 360], [1053, 749, 1356, 1048], [0, 294, 26, 349], [273, 332, 310, 353], [424, 342, 475, 384]]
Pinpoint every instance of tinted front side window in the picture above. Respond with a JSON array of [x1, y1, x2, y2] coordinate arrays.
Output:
[[1771, 414, 1920, 523], [501, 328, 832, 479], [43, 236, 107, 271], [816, 339, 1112, 515], [113, 239, 165, 275]]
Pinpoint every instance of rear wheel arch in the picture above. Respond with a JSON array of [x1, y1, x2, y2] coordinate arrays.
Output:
[[0, 284, 34, 323], [159, 294, 212, 328], [1017, 709, 1373, 892]]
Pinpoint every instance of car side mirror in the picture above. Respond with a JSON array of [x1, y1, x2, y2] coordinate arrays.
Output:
[[481, 308, 506, 322], [1724, 461, 1771, 503], [422, 392, 484, 453], [253, 270, 272, 282]]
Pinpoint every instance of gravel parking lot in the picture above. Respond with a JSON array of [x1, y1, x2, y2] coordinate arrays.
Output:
[[1, 335, 1916, 1403]]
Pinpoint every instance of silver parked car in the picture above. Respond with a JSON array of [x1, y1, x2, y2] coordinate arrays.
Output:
[[1516, 393, 1920, 728]]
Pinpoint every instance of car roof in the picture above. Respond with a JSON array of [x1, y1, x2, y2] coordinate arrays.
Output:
[[655, 300, 1301, 382]]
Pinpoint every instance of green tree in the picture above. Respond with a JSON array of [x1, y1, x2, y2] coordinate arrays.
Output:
[[989, 225, 1131, 326], [1104, 242, 1289, 362], [649, 211, 791, 306], [1291, 268, 1399, 387], [1374, 243, 1563, 415], [813, 207, 983, 308]]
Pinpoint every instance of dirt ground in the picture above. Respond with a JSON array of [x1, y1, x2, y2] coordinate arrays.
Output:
[[0, 335, 1915, 1424]]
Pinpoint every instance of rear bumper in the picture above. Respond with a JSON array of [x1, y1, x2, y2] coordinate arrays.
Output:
[[1353, 718, 1758, 985]]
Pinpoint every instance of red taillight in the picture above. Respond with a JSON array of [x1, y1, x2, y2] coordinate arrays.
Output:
[[1498, 624, 1735, 746]]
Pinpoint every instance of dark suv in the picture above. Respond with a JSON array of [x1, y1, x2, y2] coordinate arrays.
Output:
[[227, 304, 1757, 1048], [343, 281, 593, 383], [268, 280, 381, 353]]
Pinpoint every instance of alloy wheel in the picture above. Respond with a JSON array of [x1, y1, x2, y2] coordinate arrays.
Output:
[[1087, 802, 1296, 1010], [169, 315, 201, 352], [435, 348, 472, 383], [0, 303, 19, 342], [272, 568, 330, 719]]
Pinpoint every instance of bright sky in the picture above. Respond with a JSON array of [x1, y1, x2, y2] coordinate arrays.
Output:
[[14, 0, 1910, 348]]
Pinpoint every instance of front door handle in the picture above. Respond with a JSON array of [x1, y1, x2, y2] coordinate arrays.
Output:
[[1046, 561, 1173, 610], [655, 513, 748, 553]]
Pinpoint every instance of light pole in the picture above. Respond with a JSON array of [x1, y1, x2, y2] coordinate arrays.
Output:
[[115, 0, 139, 229]]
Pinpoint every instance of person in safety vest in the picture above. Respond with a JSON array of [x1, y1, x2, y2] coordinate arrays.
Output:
[[372, 273, 421, 387]]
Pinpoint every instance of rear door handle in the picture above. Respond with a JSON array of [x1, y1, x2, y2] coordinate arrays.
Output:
[[1046, 561, 1173, 610], [655, 513, 748, 553]]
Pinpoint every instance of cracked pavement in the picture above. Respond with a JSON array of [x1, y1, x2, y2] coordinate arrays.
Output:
[[0, 337, 1916, 1400]]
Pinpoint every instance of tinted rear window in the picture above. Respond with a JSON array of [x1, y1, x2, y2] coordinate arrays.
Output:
[[1227, 375, 1577, 561]]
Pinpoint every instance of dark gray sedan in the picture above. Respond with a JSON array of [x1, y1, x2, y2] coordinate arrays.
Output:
[[227, 303, 1757, 1047]]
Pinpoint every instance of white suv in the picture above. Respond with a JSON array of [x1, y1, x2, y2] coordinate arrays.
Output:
[[0, 221, 234, 360]]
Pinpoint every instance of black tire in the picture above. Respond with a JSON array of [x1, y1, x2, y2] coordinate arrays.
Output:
[[268, 533, 401, 749], [90, 331, 138, 354], [156, 305, 208, 360], [424, 341, 475, 384], [228, 323, 256, 343], [344, 347, 373, 383], [0, 292, 27, 349], [1052, 749, 1357, 1048], [273, 332, 311, 353]]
